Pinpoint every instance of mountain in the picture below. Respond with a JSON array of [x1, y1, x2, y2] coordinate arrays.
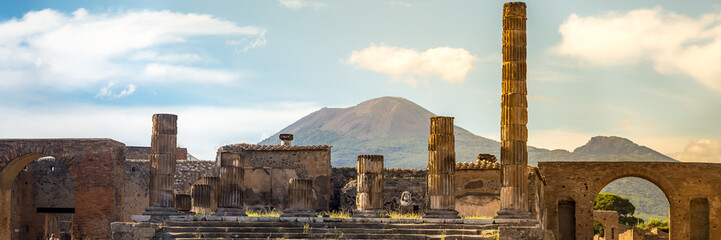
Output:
[[257, 96, 677, 220], [259, 96, 677, 168], [258, 96, 499, 168], [573, 136, 676, 161]]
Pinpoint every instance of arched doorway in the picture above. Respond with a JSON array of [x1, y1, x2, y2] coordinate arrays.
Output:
[[11, 157, 75, 240], [557, 197, 576, 240], [596, 177, 669, 239]]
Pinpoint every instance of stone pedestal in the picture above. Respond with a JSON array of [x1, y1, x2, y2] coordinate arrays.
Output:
[[497, 2, 532, 219], [143, 114, 178, 219], [175, 194, 192, 214], [281, 178, 315, 217], [354, 155, 385, 218], [214, 152, 246, 216], [424, 116, 460, 219], [191, 184, 211, 214]]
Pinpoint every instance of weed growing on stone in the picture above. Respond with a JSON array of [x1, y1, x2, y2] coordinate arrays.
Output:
[[246, 209, 281, 217], [382, 211, 424, 219]]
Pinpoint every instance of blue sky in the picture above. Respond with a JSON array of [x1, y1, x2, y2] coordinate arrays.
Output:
[[1, 0, 720, 162]]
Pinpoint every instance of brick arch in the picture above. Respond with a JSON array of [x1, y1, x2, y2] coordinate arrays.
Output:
[[540, 161, 721, 240], [0, 139, 126, 240], [592, 166, 674, 202]]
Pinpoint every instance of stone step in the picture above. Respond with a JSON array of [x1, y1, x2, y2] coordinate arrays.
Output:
[[164, 221, 498, 230], [167, 232, 493, 239], [164, 226, 483, 235]]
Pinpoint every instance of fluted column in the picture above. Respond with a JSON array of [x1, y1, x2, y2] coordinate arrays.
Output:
[[175, 194, 192, 214], [144, 114, 178, 217], [214, 152, 246, 216], [280, 178, 315, 217], [200, 176, 220, 210], [354, 155, 385, 218], [497, 1, 532, 219], [424, 116, 459, 219], [191, 184, 211, 214]]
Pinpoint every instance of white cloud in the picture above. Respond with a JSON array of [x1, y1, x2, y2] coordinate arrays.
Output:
[[0, 103, 320, 160], [388, 1, 412, 8], [529, 95, 556, 104], [142, 64, 244, 84], [346, 43, 479, 86], [278, 0, 326, 10], [95, 82, 137, 99], [554, 7, 721, 91], [670, 139, 721, 163], [0, 8, 265, 94]]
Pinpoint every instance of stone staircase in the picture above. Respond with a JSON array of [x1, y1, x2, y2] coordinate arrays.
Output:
[[159, 220, 499, 240]]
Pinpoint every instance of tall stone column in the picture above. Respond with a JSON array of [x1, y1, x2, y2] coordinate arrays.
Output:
[[497, 1, 531, 218], [424, 116, 459, 219], [144, 114, 178, 217], [191, 184, 211, 214], [214, 152, 246, 216], [280, 178, 315, 217], [354, 155, 384, 218]]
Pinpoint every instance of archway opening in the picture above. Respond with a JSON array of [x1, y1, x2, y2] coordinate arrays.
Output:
[[596, 177, 669, 239], [1, 155, 75, 240]]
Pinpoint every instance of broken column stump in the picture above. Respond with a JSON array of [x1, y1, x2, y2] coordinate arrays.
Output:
[[281, 178, 315, 217], [214, 152, 246, 216], [143, 113, 179, 218], [424, 116, 460, 219], [353, 155, 385, 218], [175, 194, 192, 214]]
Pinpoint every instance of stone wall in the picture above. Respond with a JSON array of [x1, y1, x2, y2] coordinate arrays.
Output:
[[11, 158, 75, 240], [218, 144, 332, 211], [540, 161, 721, 240], [122, 159, 217, 220], [455, 168, 501, 217], [0, 139, 126, 240], [339, 170, 428, 212], [126, 146, 187, 160], [337, 163, 545, 219]]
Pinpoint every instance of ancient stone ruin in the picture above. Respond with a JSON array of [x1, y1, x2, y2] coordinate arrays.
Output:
[[4, 2, 719, 240], [498, 1, 531, 219]]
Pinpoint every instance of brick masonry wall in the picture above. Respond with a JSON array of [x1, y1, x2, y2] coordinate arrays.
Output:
[[539, 161, 721, 240], [0, 139, 126, 240]]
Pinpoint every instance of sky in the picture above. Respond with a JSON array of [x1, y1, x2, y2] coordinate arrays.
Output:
[[0, 0, 720, 162]]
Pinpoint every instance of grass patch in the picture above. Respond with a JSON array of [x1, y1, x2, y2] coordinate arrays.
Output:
[[246, 209, 280, 217], [318, 210, 352, 218], [382, 211, 424, 219]]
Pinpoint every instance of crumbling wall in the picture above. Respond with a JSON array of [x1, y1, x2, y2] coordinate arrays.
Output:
[[338, 168, 427, 212], [455, 168, 501, 217], [122, 159, 217, 220], [217, 144, 332, 211], [0, 139, 126, 240]]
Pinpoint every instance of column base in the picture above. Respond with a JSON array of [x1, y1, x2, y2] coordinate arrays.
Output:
[[280, 208, 316, 217], [423, 209, 460, 219], [495, 209, 533, 219], [213, 207, 247, 216], [352, 209, 386, 218]]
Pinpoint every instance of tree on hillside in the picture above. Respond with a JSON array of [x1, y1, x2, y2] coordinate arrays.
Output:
[[594, 193, 644, 226]]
